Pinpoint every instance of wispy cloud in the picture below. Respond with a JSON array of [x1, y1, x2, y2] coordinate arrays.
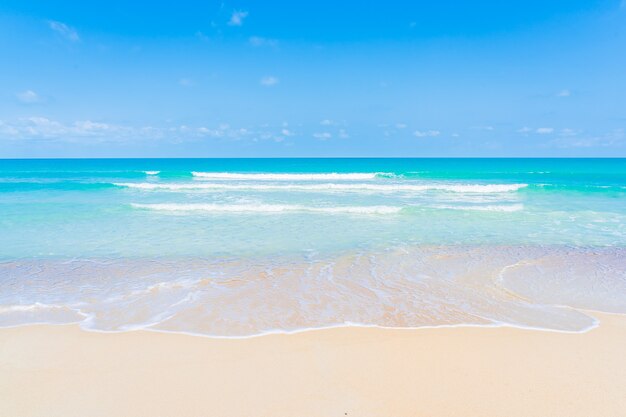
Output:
[[414, 130, 441, 137], [0, 117, 293, 145], [48, 20, 80, 42], [313, 132, 332, 140], [519, 127, 562, 135], [549, 129, 625, 148], [16, 90, 43, 104], [320, 119, 334, 126], [179, 78, 193, 87], [557, 89, 571, 97], [177, 124, 251, 141], [260, 76, 279, 86], [559, 128, 581, 137], [0, 117, 126, 141], [195, 31, 210, 42], [228, 10, 248, 26], [249, 36, 278, 47]]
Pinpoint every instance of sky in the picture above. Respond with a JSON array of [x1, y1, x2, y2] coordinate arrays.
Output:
[[1, 0, 626, 158]]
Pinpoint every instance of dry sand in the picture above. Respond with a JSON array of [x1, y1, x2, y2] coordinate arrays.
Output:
[[1, 313, 625, 417]]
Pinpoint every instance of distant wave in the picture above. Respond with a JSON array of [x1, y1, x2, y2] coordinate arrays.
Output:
[[116, 182, 528, 193], [191, 172, 388, 180], [144, 171, 160, 175], [433, 204, 524, 212], [0, 182, 117, 192], [532, 183, 626, 192], [131, 203, 402, 214]]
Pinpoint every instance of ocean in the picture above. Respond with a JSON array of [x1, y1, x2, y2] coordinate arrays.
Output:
[[0, 158, 625, 336]]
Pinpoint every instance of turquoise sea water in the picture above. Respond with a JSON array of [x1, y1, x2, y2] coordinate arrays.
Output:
[[1, 158, 625, 335]]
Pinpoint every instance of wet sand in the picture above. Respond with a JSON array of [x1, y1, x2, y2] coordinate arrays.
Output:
[[1, 312, 625, 417]]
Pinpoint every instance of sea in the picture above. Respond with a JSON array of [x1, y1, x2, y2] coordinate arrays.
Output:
[[0, 158, 625, 336]]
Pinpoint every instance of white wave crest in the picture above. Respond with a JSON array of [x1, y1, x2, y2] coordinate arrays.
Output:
[[116, 182, 527, 193], [131, 203, 402, 214], [191, 172, 386, 180], [144, 171, 160, 175], [0, 302, 68, 313], [433, 204, 524, 212]]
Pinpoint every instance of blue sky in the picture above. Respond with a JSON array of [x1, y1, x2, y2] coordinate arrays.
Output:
[[1, 1, 625, 157]]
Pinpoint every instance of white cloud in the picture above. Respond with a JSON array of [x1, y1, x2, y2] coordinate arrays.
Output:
[[519, 126, 558, 135], [260, 76, 279, 86], [320, 119, 333, 126], [559, 128, 580, 137], [73, 120, 118, 134], [0, 118, 381, 147], [414, 130, 440, 138], [395, 123, 407, 129], [313, 132, 332, 140], [228, 10, 248, 26], [0, 117, 257, 143], [249, 36, 278, 47], [195, 31, 210, 42], [16, 90, 42, 104], [549, 129, 625, 148], [192, 125, 250, 140], [557, 89, 571, 97], [0, 117, 126, 140], [48, 20, 80, 42]]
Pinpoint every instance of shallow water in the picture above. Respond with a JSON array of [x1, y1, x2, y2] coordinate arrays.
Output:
[[0, 158, 624, 335]]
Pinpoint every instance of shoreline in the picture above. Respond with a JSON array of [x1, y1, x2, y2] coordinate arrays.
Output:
[[2, 312, 626, 417], [4, 245, 624, 335], [0, 310, 605, 340]]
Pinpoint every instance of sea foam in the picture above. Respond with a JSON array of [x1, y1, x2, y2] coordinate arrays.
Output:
[[131, 203, 402, 214], [2, 246, 622, 336], [117, 182, 528, 193], [433, 204, 524, 212], [191, 172, 386, 180]]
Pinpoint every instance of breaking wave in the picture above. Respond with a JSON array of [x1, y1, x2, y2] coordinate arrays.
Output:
[[191, 172, 388, 180], [116, 182, 528, 193], [131, 203, 402, 214], [432, 204, 524, 212]]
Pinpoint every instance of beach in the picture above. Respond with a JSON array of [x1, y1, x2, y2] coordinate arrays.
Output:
[[2, 312, 626, 417], [1, 159, 625, 416]]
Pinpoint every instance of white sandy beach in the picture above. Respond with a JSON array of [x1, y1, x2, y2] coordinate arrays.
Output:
[[1, 312, 625, 417]]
